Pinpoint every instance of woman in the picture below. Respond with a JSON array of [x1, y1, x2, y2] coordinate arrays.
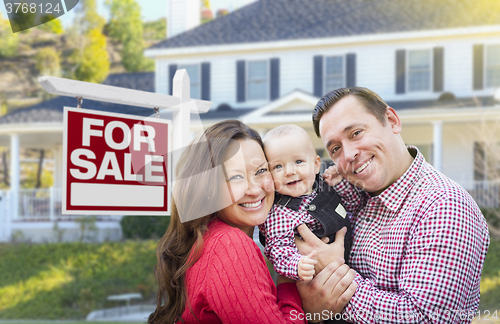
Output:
[[148, 120, 354, 324]]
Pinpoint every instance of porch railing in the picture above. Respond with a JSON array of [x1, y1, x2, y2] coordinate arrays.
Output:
[[14, 188, 118, 221], [466, 181, 500, 208]]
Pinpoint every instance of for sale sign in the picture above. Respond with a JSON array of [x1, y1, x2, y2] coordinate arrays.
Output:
[[62, 107, 171, 215]]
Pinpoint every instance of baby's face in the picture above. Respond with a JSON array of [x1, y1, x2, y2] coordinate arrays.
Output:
[[264, 133, 321, 197]]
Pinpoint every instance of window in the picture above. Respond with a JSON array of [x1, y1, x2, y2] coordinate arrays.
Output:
[[408, 49, 431, 92], [486, 44, 500, 88], [324, 56, 344, 93], [247, 60, 268, 100], [179, 64, 200, 99]]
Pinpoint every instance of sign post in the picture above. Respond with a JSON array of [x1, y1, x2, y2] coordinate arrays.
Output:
[[39, 70, 211, 216]]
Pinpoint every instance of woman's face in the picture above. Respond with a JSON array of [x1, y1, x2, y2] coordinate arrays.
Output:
[[218, 139, 274, 236]]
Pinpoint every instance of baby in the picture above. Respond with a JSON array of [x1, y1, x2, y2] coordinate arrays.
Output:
[[259, 124, 352, 281]]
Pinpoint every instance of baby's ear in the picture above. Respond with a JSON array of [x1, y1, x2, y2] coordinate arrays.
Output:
[[314, 155, 321, 174]]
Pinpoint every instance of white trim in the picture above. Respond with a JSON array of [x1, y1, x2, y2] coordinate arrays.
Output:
[[38, 76, 212, 113], [145, 25, 500, 58], [0, 123, 63, 134], [397, 106, 500, 124], [242, 90, 319, 123]]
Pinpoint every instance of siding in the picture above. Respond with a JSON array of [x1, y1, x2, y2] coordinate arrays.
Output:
[[154, 34, 500, 108]]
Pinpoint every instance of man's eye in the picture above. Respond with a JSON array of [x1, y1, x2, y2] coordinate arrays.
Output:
[[296, 160, 303, 164], [331, 147, 340, 155], [353, 130, 361, 137]]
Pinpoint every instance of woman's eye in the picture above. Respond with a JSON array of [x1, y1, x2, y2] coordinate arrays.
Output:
[[296, 160, 303, 165], [228, 175, 243, 181]]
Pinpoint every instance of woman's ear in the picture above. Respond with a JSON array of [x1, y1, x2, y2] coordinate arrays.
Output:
[[386, 107, 402, 134]]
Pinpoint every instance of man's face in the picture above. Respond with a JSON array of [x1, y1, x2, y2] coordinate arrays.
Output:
[[319, 95, 403, 195]]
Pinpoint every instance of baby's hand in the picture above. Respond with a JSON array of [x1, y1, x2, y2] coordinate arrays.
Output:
[[322, 165, 343, 187], [298, 250, 317, 281]]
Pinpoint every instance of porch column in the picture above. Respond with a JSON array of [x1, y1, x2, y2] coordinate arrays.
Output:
[[10, 133, 20, 219], [432, 121, 443, 172]]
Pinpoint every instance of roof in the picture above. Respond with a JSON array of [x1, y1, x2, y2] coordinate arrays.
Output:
[[149, 0, 500, 50], [0, 72, 156, 125]]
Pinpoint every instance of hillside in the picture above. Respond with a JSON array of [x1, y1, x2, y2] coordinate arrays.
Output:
[[0, 18, 165, 115]]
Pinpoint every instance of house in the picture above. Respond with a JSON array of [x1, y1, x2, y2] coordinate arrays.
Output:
[[145, 0, 500, 208]]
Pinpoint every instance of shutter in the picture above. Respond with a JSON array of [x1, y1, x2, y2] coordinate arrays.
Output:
[[236, 60, 246, 102], [270, 58, 280, 100], [473, 44, 484, 90], [395, 50, 406, 94], [313, 55, 323, 97], [168, 64, 178, 95], [433, 47, 444, 92], [346, 53, 356, 87], [201, 62, 211, 101]]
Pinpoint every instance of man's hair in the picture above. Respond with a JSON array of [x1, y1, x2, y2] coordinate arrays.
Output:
[[312, 87, 389, 137]]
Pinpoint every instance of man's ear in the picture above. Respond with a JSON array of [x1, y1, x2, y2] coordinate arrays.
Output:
[[386, 107, 402, 134], [314, 155, 321, 174]]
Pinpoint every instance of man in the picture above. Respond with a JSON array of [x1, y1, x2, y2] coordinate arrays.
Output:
[[296, 87, 490, 323]]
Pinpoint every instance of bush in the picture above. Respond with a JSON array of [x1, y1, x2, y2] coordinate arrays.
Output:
[[120, 216, 170, 240]]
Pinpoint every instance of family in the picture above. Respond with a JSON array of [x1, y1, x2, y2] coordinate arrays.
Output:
[[148, 87, 490, 323]]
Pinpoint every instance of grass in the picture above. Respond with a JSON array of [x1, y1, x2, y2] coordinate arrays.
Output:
[[479, 239, 500, 312]]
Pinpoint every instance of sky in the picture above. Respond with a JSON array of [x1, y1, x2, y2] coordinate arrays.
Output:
[[1, 0, 257, 28]]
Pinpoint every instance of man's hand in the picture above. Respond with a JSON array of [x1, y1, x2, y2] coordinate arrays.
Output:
[[298, 251, 317, 281], [296, 258, 358, 319], [322, 165, 343, 187], [295, 224, 346, 273]]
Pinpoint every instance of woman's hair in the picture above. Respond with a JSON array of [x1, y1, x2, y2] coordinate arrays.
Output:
[[148, 120, 263, 324]]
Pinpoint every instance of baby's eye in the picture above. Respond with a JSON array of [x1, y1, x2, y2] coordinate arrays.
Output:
[[256, 168, 268, 175], [296, 160, 303, 165], [273, 165, 282, 171]]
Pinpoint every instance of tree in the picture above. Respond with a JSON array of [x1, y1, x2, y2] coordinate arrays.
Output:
[[69, 0, 109, 83], [35, 48, 61, 76], [106, 0, 154, 72], [74, 0, 105, 34], [0, 13, 18, 58], [39, 15, 64, 34], [74, 28, 109, 83], [469, 118, 500, 238]]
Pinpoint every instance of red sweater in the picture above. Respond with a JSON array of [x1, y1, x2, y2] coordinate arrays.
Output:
[[179, 218, 306, 323]]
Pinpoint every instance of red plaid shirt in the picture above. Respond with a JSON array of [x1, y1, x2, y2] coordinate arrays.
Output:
[[259, 191, 324, 280], [336, 147, 490, 323]]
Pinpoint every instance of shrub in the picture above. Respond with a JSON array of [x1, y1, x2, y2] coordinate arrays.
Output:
[[120, 216, 170, 240]]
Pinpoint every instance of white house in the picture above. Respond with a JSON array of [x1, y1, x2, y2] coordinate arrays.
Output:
[[146, 0, 500, 207], [1, 0, 500, 242]]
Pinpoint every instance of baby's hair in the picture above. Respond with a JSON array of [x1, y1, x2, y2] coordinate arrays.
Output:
[[263, 124, 309, 143]]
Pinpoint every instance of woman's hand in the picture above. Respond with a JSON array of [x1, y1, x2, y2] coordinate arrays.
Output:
[[296, 258, 357, 319], [295, 224, 346, 273]]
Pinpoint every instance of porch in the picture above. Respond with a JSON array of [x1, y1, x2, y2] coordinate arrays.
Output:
[[0, 188, 123, 243]]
